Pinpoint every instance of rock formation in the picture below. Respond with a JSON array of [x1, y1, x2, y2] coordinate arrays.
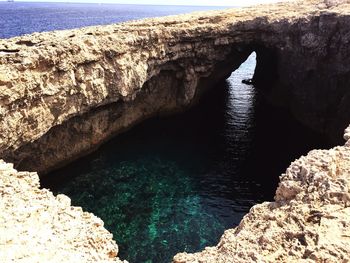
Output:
[[1, 0, 350, 262], [0, 160, 126, 262], [174, 124, 350, 262], [1, 0, 350, 173], [1, 128, 349, 263]]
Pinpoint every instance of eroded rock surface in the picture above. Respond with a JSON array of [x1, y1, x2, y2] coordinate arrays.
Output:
[[2, 126, 349, 263], [0, 160, 126, 263], [1, 1, 350, 261], [173, 124, 350, 262], [1, 0, 350, 173]]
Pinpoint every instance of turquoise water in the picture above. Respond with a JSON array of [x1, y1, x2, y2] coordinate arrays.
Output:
[[4, 3, 331, 262], [42, 54, 330, 262]]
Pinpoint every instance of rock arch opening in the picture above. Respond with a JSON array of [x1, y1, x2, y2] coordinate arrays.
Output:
[[40, 46, 331, 262], [2, 1, 350, 262]]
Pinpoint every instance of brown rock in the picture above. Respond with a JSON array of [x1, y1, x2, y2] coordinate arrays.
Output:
[[1, 1, 350, 262], [1, 0, 350, 173], [0, 160, 126, 262]]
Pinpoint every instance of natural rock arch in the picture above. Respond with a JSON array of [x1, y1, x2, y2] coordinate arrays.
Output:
[[0, 0, 350, 173], [1, 1, 350, 263]]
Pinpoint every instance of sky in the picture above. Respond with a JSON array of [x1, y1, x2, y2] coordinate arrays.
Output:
[[0, 0, 286, 6]]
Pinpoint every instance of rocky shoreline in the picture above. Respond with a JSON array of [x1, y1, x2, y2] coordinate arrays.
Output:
[[1, 0, 350, 262], [0, 160, 126, 262], [1, 0, 350, 173], [1, 124, 349, 262]]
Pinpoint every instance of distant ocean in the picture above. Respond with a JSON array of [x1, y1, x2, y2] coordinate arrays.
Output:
[[0, 2, 228, 39]]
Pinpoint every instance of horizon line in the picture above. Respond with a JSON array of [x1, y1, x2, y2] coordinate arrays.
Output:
[[0, 0, 276, 7], [0, 0, 236, 6]]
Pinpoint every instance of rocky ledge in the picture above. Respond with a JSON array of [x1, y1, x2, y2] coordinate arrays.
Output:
[[174, 126, 350, 262], [1, 128, 349, 262], [1, 0, 350, 173], [1, 0, 350, 262], [0, 160, 126, 262]]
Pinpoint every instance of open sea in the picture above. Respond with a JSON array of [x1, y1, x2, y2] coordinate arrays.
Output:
[[2, 2, 331, 262], [0, 2, 227, 38]]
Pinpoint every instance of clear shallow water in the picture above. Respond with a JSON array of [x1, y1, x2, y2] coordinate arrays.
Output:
[[0, 2, 227, 39], [42, 54, 330, 263], [3, 3, 330, 262]]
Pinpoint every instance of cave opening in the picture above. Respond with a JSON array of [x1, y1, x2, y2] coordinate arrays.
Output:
[[41, 50, 332, 263]]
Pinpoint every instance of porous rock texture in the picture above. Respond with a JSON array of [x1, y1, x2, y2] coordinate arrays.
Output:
[[0, 160, 126, 262], [173, 125, 350, 262], [1, 129, 349, 263], [1, 0, 350, 173], [1, 1, 350, 262]]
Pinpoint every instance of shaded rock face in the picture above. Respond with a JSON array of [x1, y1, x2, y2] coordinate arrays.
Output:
[[1, 0, 350, 173], [3, 48, 252, 173], [1, 1, 350, 262], [173, 124, 350, 262]]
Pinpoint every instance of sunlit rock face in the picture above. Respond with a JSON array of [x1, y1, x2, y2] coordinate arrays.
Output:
[[0, 0, 350, 173], [0, 160, 126, 263], [1, 0, 350, 262]]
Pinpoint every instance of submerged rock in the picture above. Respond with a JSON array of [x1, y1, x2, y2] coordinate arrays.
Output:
[[1, 126, 349, 262]]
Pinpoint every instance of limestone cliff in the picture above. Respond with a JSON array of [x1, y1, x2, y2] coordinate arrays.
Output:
[[174, 124, 350, 262], [1, 0, 350, 262], [0, 160, 126, 262], [1, 0, 350, 173]]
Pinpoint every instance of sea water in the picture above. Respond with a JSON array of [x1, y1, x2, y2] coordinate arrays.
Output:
[[2, 3, 330, 262], [0, 2, 226, 38], [42, 54, 329, 263]]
